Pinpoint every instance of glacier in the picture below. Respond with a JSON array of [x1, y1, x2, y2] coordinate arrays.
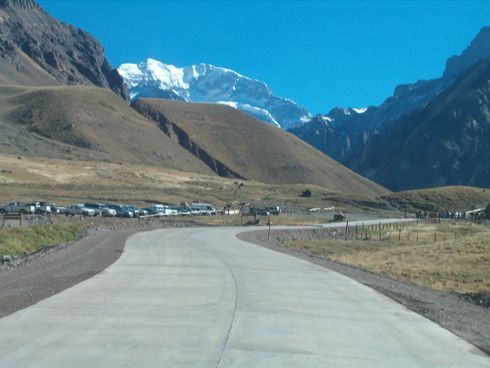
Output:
[[118, 58, 311, 129]]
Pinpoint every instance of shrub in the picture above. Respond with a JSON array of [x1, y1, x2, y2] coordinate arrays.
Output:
[[300, 188, 312, 198]]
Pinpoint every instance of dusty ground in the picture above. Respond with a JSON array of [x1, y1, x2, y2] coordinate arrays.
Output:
[[0, 230, 132, 318], [284, 222, 490, 294], [0, 153, 398, 216], [238, 227, 490, 356]]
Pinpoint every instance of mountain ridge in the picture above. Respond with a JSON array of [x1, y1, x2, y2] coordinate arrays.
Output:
[[0, 0, 128, 99], [352, 56, 490, 190], [290, 26, 490, 188]]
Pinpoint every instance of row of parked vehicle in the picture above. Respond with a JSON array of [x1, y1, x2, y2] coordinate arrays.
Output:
[[0, 201, 218, 218]]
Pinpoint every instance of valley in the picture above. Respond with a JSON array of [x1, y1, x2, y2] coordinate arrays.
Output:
[[0, 0, 489, 364]]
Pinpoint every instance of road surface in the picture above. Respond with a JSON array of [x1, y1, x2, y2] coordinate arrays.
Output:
[[0, 223, 488, 367]]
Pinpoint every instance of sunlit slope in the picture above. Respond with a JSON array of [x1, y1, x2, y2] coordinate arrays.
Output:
[[133, 99, 389, 196], [0, 84, 214, 175]]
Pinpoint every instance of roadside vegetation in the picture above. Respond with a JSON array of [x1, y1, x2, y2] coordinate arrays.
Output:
[[383, 186, 490, 212], [285, 222, 490, 293], [0, 223, 87, 256]]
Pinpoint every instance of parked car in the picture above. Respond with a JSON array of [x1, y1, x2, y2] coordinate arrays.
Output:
[[145, 205, 173, 217], [106, 204, 133, 218], [0, 202, 35, 214], [249, 206, 270, 216], [144, 206, 162, 216], [168, 207, 180, 216], [27, 202, 52, 215], [177, 206, 192, 216], [52, 205, 66, 215], [191, 203, 217, 216], [267, 206, 281, 215], [84, 203, 117, 217], [333, 212, 346, 221], [65, 205, 95, 217], [189, 207, 202, 216], [125, 205, 147, 218]]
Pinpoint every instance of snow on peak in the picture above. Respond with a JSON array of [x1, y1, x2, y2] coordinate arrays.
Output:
[[118, 58, 311, 129], [352, 107, 368, 114], [320, 116, 334, 123]]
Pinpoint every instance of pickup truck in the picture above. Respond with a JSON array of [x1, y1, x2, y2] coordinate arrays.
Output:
[[0, 202, 35, 214], [65, 205, 96, 217], [84, 203, 117, 217], [27, 202, 52, 215]]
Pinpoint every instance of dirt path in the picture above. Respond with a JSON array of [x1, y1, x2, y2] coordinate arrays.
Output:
[[238, 229, 490, 356], [0, 230, 137, 318]]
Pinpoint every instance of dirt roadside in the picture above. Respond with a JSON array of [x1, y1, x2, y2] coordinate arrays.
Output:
[[0, 230, 137, 318], [238, 229, 490, 356], [0, 218, 212, 318]]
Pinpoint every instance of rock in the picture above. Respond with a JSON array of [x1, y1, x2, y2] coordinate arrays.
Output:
[[0, 0, 129, 101], [1, 255, 13, 264]]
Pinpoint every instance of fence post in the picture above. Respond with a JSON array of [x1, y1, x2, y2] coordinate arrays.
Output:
[[267, 213, 271, 241]]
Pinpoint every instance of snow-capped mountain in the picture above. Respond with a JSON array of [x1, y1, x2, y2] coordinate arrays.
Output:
[[118, 58, 311, 129]]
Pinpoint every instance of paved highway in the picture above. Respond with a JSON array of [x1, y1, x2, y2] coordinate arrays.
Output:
[[0, 222, 488, 367]]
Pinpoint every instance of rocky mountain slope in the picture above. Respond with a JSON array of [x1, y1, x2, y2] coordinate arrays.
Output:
[[290, 27, 490, 170], [353, 56, 490, 190], [132, 99, 388, 195], [119, 58, 311, 129], [0, 0, 128, 99]]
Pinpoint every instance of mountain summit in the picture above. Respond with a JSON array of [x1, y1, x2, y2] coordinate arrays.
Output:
[[118, 58, 311, 129], [0, 0, 128, 99], [0, 0, 38, 9]]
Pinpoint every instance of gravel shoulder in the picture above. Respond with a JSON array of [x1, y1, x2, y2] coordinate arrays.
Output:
[[0, 218, 211, 318], [0, 229, 136, 318], [238, 229, 490, 356]]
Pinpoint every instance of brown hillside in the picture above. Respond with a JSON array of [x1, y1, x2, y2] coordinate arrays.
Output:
[[0, 84, 215, 175], [132, 99, 389, 196]]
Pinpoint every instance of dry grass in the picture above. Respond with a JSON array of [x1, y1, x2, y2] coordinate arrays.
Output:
[[0, 223, 87, 256], [383, 186, 490, 212], [0, 154, 398, 216], [286, 222, 490, 293]]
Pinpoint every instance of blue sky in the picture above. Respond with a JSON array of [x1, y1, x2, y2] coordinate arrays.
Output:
[[40, 0, 490, 114]]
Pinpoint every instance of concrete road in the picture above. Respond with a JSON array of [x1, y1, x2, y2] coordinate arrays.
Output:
[[0, 223, 488, 367]]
